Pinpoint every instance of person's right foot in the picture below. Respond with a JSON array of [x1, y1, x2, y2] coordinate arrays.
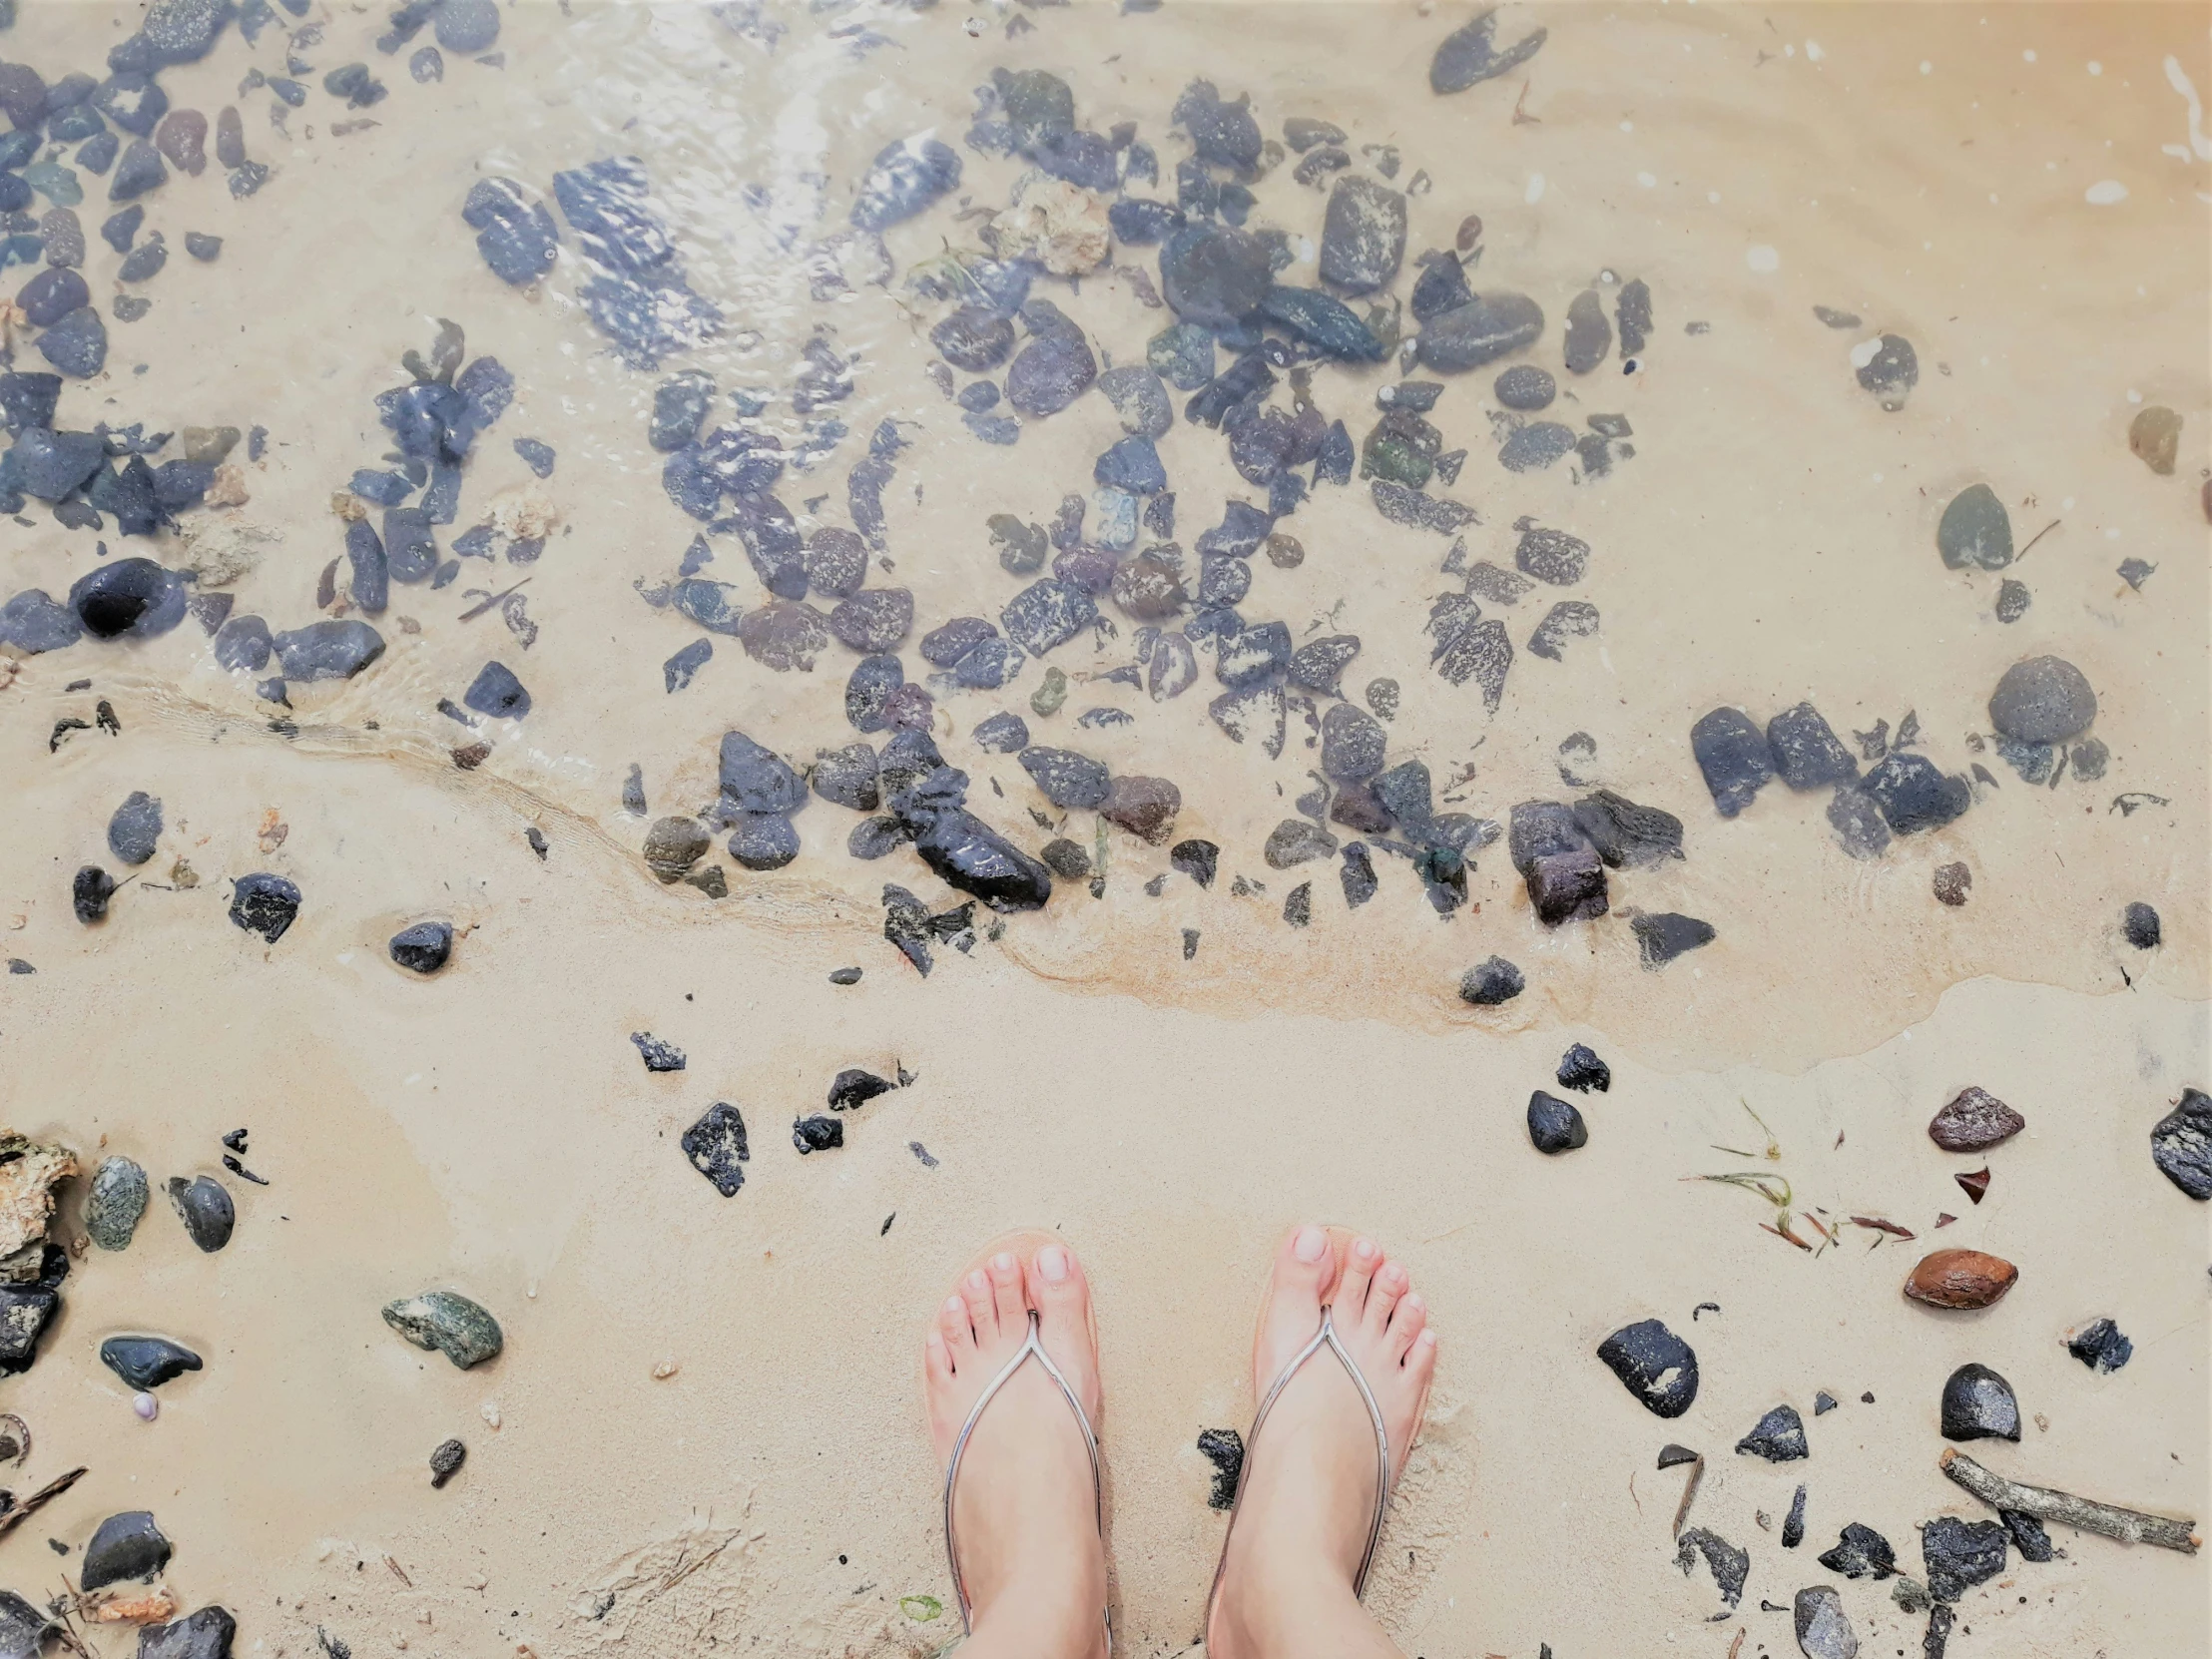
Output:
[[1208, 1225, 1438, 1657]]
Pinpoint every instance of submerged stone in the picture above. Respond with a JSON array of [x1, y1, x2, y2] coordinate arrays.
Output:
[[463, 659, 529, 720], [1572, 791, 1683, 868], [1264, 819, 1337, 869], [1458, 955, 1523, 1006], [1987, 655, 2096, 743], [1766, 703, 1858, 790], [849, 135, 961, 232], [1417, 293, 1544, 371], [1171, 838, 1220, 888], [1597, 1319, 1699, 1417], [1936, 483, 2012, 571], [1633, 911, 1716, 968], [1562, 289, 1611, 373], [1855, 333, 1918, 409], [382, 1289, 503, 1369], [273, 620, 384, 680], [82, 1511, 172, 1591], [106, 791, 162, 864], [1691, 707, 1774, 817], [1861, 752, 1968, 834], [1430, 8, 1548, 93], [727, 813, 800, 870], [1019, 746, 1111, 810], [1319, 177, 1405, 295], [70, 557, 182, 639]]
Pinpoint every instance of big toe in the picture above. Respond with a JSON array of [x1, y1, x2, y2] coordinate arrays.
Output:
[[1026, 1242, 1100, 1415], [1255, 1224, 1338, 1385]]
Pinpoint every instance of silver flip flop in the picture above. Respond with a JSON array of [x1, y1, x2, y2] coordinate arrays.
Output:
[[1205, 1304, 1391, 1627], [941, 1309, 1111, 1652]]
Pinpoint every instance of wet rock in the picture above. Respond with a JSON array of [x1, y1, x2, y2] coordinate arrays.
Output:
[[1921, 1516, 2006, 1603], [1556, 1043, 1610, 1093], [810, 744, 881, 813], [1526, 1090, 1587, 1155], [849, 135, 960, 232], [1147, 322, 1217, 391], [1904, 1248, 2017, 1309], [19, 269, 92, 330], [1826, 787, 1891, 860], [1562, 289, 1611, 374], [435, 0, 499, 53], [643, 817, 712, 880], [1458, 955, 1524, 1006], [228, 872, 299, 943], [1040, 838, 1090, 879], [972, 712, 1029, 754], [648, 371, 714, 452], [630, 1031, 685, 1072], [137, 1605, 235, 1659], [681, 1102, 749, 1196], [382, 1289, 503, 1369], [1818, 1522, 1896, 1579], [1417, 293, 1544, 371], [1939, 1363, 2020, 1442], [1215, 620, 1290, 689], [0, 588, 82, 655], [2127, 404, 2181, 475], [1987, 655, 2096, 743], [1264, 819, 1337, 869], [841, 655, 902, 734], [1001, 576, 1098, 656], [1287, 635, 1361, 698], [1527, 847, 1607, 926], [1862, 753, 1968, 834], [1570, 791, 1682, 869], [2120, 901, 2164, 952], [1408, 254, 1471, 323], [71, 557, 183, 639], [1173, 78, 1261, 169], [165, 1174, 234, 1251], [106, 791, 162, 865], [1339, 841, 1378, 907], [1597, 1319, 1698, 1416], [931, 305, 1014, 373], [1633, 911, 1715, 968], [1319, 177, 1405, 295], [1794, 1586, 1858, 1659], [1928, 1087, 2023, 1152], [1999, 1508, 2052, 1563], [1430, 8, 1548, 93], [1019, 746, 1110, 810], [1170, 838, 1219, 888], [388, 920, 453, 975], [718, 731, 805, 816], [1493, 364, 1555, 411], [1767, 703, 1858, 791], [1098, 365, 1172, 439], [1784, 1482, 1809, 1549], [73, 865, 117, 924], [727, 813, 799, 870], [1499, 421, 1576, 472], [828, 589, 914, 655], [1932, 861, 1970, 905], [88, 1154, 150, 1250], [99, 1334, 201, 1389], [1675, 1528, 1748, 1614], [1936, 483, 2012, 571], [82, 1511, 171, 1591], [1102, 775, 1180, 842], [794, 1114, 843, 1154], [1160, 224, 1275, 329], [1514, 535, 1588, 601], [1527, 601, 1599, 661], [1005, 324, 1096, 418], [1689, 708, 1776, 818], [2149, 1087, 2212, 1200], [1855, 333, 1918, 409], [463, 659, 529, 720], [1319, 703, 1385, 784], [1736, 1403, 1809, 1461], [461, 177, 558, 285], [1110, 556, 1186, 621], [904, 802, 1054, 913], [273, 620, 384, 681]]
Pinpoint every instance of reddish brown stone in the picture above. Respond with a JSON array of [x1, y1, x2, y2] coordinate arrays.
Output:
[[1100, 775, 1180, 843], [1905, 1249, 2016, 1310], [1928, 1087, 2024, 1152]]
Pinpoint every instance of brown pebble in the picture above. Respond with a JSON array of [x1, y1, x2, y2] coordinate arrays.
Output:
[[1955, 1167, 1990, 1205], [215, 105, 246, 171], [1928, 1086, 2024, 1152], [1100, 774, 1181, 843], [154, 108, 208, 176], [1905, 1248, 2016, 1310], [1935, 1212, 1957, 1228], [1264, 532, 1305, 570], [1455, 214, 1483, 252], [452, 743, 491, 771], [1932, 861, 1970, 906], [2127, 405, 2180, 475]]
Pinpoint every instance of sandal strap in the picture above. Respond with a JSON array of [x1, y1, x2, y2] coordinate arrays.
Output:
[[941, 1311, 1110, 1651], [1206, 1306, 1392, 1625]]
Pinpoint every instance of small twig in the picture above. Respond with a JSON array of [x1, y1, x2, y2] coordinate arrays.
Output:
[[458, 578, 531, 623], [1672, 1453, 1705, 1538], [1940, 1449, 2199, 1553], [1511, 79, 1539, 124], [1726, 1631, 1745, 1659], [382, 1555, 411, 1588], [0, 1466, 87, 1540], [2013, 518, 2061, 562], [1850, 1215, 1917, 1241]]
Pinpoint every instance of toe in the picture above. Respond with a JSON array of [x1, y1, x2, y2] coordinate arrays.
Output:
[[1408, 1326, 1440, 1388], [1255, 1224, 1335, 1384], [1335, 1234, 1382, 1319], [1362, 1260, 1407, 1337], [962, 1269, 998, 1345], [1026, 1242, 1090, 1332], [1387, 1292, 1427, 1361], [941, 1294, 973, 1360], [924, 1330, 952, 1385], [988, 1250, 1029, 1337]]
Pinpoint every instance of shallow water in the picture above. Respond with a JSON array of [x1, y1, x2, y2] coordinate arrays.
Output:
[[1, 2, 2207, 1655]]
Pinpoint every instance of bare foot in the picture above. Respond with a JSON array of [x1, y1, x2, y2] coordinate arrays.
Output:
[[1208, 1226, 1438, 1658], [923, 1237, 1108, 1658]]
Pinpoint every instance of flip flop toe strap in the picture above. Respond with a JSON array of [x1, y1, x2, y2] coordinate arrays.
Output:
[[941, 1311, 1110, 1650]]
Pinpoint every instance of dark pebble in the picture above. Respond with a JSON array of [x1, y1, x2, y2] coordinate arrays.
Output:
[[1527, 847, 1607, 926], [1933, 861, 1971, 905], [73, 864, 117, 924], [2063, 1316, 2134, 1375], [1818, 1521, 1896, 1579], [1571, 790, 1682, 868], [1562, 289, 1611, 373], [1927, 1087, 2022, 1152], [71, 556, 182, 639], [828, 1068, 895, 1112], [463, 659, 529, 720], [1040, 837, 1091, 879], [427, 1437, 468, 1489], [165, 1174, 234, 1251], [1855, 333, 1918, 409], [1497, 420, 1577, 472], [1339, 841, 1378, 907], [1019, 746, 1110, 810], [106, 790, 162, 864], [1526, 1090, 1587, 1154], [1632, 911, 1715, 968], [1766, 702, 1858, 790], [1320, 703, 1385, 783], [81, 1510, 171, 1591], [1826, 786, 1891, 860], [2123, 900, 2160, 948], [1783, 1483, 1808, 1549], [98, 1334, 201, 1389], [1922, 1516, 2006, 1603], [1281, 882, 1312, 926], [1102, 775, 1180, 843], [972, 711, 1029, 755], [1458, 955, 1524, 1006], [793, 1114, 843, 1154], [1005, 325, 1096, 418], [727, 813, 799, 870], [630, 1031, 686, 1072], [643, 817, 711, 881], [1735, 1403, 1808, 1461], [931, 305, 1013, 373], [1416, 293, 1544, 372], [1674, 1528, 1747, 1616], [1936, 483, 2012, 571], [1862, 752, 1969, 834], [1169, 837, 1219, 889], [1526, 600, 1599, 661], [1557, 1044, 1610, 1092], [227, 871, 299, 943], [1001, 576, 1098, 656], [1408, 254, 1471, 323], [388, 920, 453, 975], [1264, 819, 1336, 869], [1197, 1425, 1244, 1508], [2149, 1087, 2212, 1200], [273, 620, 385, 681], [1319, 176, 1406, 294], [1690, 707, 1775, 818], [1999, 1508, 2053, 1563], [1430, 8, 1547, 93], [1987, 655, 2096, 744], [680, 1102, 749, 1196], [1597, 1318, 1698, 1417], [1492, 364, 1555, 411]]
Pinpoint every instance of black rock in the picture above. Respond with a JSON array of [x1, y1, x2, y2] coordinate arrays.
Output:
[[1513, 526, 1588, 586], [1000, 576, 1098, 656], [1735, 1403, 1809, 1461], [137, 1605, 237, 1659], [1320, 703, 1385, 783], [1674, 1527, 1748, 1615], [99, 1334, 202, 1389], [1617, 278, 1653, 356], [107, 790, 162, 864], [1458, 955, 1524, 1006], [1632, 911, 1715, 968], [1987, 655, 2097, 744], [1814, 1390, 1838, 1414], [73, 864, 117, 924], [793, 1114, 843, 1154], [1856, 333, 1918, 409], [972, 712, 1029, 755], [0, 1593, 52, 1659], [1936, 483, 2013, 571], [1818, 1521, 1897, 1579], [1170, 838, 1219, 888], [1999, 1508, 2053, 1563], [1921, 1516, 2006, 1603], [1173, 78, 1261, 168], [1562, 288, 1611, 373], [1217, 620, 1291, 688], [1826, 786, 1892, 860], [1596, 1318, 1698, 1417], [1527, 847, 1606, 926], [1418, 293, 1544, 372], [2065, 1317, 2133, 1374], [1287, 634, 1362, 697], [34, 304, 107, 377], [1783, 1483, 1808, 1549], [829, 1068, 895, 1112], [1939, 1363, 2021, 1443], [1557, 1043, 1610, 1092], [70, 556, 183, 639], [727, 813, 799, 870], [1766, 702, 1858, 791], [1319, 176, 1405, 294], [165, 1174, 234, 1251], [2122, 901, 2161, 949], [1040, 837, 1091, 879], [1526, 1090, 1587, 1154], [81, 1510, 172, 1591], [931, 305, 1014, 373], [646, 370, 714, 451], [1197, 1426, 1244, 1509], [1690, 707, 1775, 818], [273, 620, 384, 681], [1526, 600, 1599, 661], [904, 803, 1054, 912], [463, 659, 529, 720], [1862, 752, 1969, 834], [1430, 8, 1548, 93], [630, 1031, 685, 1072], [681, 1102, 749, 1196], [808, 742, 879, 813], [1571, 790, 1683, 868], [228, 871, 299, 942], [388, 920, 453, 975], [2149, 1087, 2212, 1200], [1159, 224, 1273, 326], [718, 730, 805, 814], [18, 266, 92, 330], [1019, 746, 1111, 810]]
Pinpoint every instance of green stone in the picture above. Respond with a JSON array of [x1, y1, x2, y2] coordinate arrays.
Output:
[[1936, 483, 2012, 571], [87, 1156, 149, 1252], [1029, 665, 1068, 718], [1362, 432, 1433, 489], [382, 1291, 503, 1369]]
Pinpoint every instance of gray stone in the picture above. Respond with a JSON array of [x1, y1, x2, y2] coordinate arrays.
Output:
[[1856, 333, 1917, 409], [972, 711, 1029, 754], [1862, 752, 1969, 833], [1939, 1363, 2020, 1442], [1417, 293, 1544, 372], [1264, 819, 1337, 868], [1736, 1403, 1809, 1461], [2150, 1087, 2212, 1200], [1019, 746, 1111, 810], [463, 660, 529, 720], [727, 813, 799, 870], [1921, 1516, 2006, 1603], [1288, 634, 1361, 696], [382, 1289, 503, 1369], [274, 620, 385, 681], [1936, 483, 2012, 570], [1987, 655, 2096, 743], [87, 1155, 149, 1250], [82, 1510, 171, 1590], [1794, 1585, 1859, 1659], [1633, 911, 1716, 968], [1159, 225, 1272, 327], [1562, 289, 1611, 373], [434, 0, 499, 52], [1817, 1523, 1897, 1580], [165, 1174, 234, 1251], [931, 304, 1014, 373], [1430, 8, 1548, 93], [1527, 601, 1599, 661], [1320, 703, 1385, 782], [1499, 420, 1576, 471], [1493, 364, 1555, 411], [2122, 900, 2160, 948], [1691, 707, 1774, 818], [136, 1606, 236, 1659], [1217, 620, 1290, 688], [1319, 177, 1405, 294], [1767, 702, 1858, 790], [849, 135, 961, 232], [101, 791, 162, 865]]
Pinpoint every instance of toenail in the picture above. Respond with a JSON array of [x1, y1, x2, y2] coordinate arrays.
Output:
[[1355, 1238, 1378, 1262], [1038, 1246, 1069, 1283], [992, 1252, 1017, 1274], [1418, 1329, 1438, 1348], [946, 1297, 964, 1315], [1294, 1226, 1328, 1263], [1405, 1293, 1425, 1312], [968, 1272, 988, 1292]]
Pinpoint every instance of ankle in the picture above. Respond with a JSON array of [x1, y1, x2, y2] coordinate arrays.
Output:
[[969, 1572, 1108, 1659], [1216, 1542, 1361, 1659]]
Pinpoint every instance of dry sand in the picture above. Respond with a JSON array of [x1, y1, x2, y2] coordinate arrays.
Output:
[[1, 2, 2207, 1657]]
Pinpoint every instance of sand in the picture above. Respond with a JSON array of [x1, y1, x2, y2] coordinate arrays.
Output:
[[0, 2, 2207, 1656]]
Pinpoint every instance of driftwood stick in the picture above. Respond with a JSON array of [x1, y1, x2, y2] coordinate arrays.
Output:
[[1939, 1448, 2200, 1554], [0, 1466, 87, 1541]]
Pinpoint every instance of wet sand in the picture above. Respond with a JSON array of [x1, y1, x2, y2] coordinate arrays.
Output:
[[1, 1, 2208, 1655]]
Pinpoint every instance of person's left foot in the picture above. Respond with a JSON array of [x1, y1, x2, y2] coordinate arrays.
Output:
[[924, 1237, 1108, 1655]]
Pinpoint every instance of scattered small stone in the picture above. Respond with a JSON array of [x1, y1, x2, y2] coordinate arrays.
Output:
[[388, 920, 453, 975], [1994, 578, 2030, 623], [81, 1510, 172, 1591], [1458, 955, 1524, 1006], [1429, 8, 1548, 93], [1793, 1585, 1858, 1659], [1556, 1043, 1610, 1093], [1927, 1087, 2023, 1152], [1632, 911, 1715, 968], [2061, 1317, 2131, 1376], [1674, 1528, 1748, 1615], [1818, 1522, 1897, 1580], [1854, 333, 1917, 409], [1596, 1318, 1698, 1417], [2126, 404, 2180, 475], [792, 1114, 843, 1154], [1169, 838, 1219, 888], [1999, 1507, 2054, 1563], [2148, 1087, 2212, 1200], [1264, 819, 1337, 869], [99, 1333, 202, 1390], [165, 1174, 233, 1252], [1784, 1484, 1808, 1549], [680, 1102, 750, 1196], [1921, 1516, 2006, 1604], [1526, 1090, 1587, 1155], [87, 1155, 151, 1251], [1562, 289, 1611, 374], [2116, 557, 2156, 591], [228, 871, 300, 943], [1954, 1166, 1989, 1205], [1690, 707, 1775, 818], [1987, 655, 2096, 743], [1766, 703, 1858, 791], [1932, 862, 1971, 906], [630, 1031, 686, 1072], [1736, 1403, 1809, 1462], [1936, 483, 2013, 571], [1939, 1363, 2020, 1442], [429, 1438, 467, 1488], [1904, 1248, 2017, 1310], [1862, 752, 1968, 834], [1197, 1426, 1244, 1509], [382, 1290, 502, 1369]]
